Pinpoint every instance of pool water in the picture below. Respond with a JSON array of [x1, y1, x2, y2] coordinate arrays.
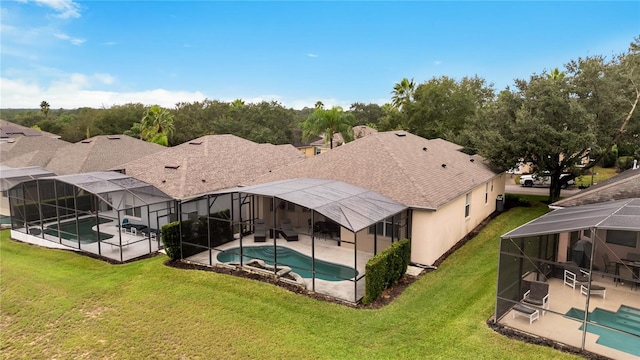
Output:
[[0, 215, 11, 225], [217, 245, 358, 282], [565, 306, 640, 356], [44, 217, 114, 243]]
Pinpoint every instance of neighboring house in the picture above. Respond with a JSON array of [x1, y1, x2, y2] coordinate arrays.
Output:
[[495, 167, 640, 358], [115, 134, 304, 200], [551, 167, 640, 208], [0, 165, 56, 217], [0, 121, 70, 168], [6, 171, 176, 263], [46, 135, 166, 175], [296, 126, 378, 158], [248, 130, 506, 266]]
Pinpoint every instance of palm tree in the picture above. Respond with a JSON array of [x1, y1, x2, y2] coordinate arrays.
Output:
[[140, 105, 175, 144], [301, 106, 354, 149], [391, 78, 415, 110], [40, 101, 50, 119], [314, 101, 324, 110], [547, 68, 566, 81]]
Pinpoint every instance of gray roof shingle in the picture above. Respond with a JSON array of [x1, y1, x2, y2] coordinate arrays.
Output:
[[552, 168, 640, 207], [46, 135, 166, 175], [116, 134, 304, 199], [249, 131, 501, 209]]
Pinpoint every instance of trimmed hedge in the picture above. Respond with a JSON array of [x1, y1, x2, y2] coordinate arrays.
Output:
[[362, 239, 411, 305], [161, 221, 181, 260]]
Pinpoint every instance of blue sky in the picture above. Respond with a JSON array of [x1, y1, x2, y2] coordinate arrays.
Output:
[[1, 1, 638, 110]]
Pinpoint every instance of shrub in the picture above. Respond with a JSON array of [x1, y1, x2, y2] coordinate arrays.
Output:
[[161, 221, 181, 260], [363, 239, 411, 305], [617, 156, 635, 171], [504, 194, 531, 209]]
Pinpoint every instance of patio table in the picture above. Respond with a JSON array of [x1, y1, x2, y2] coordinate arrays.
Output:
[[615, 260, 640, 290]]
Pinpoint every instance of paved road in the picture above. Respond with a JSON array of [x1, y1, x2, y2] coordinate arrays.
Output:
[[505, 184, 581, 197]]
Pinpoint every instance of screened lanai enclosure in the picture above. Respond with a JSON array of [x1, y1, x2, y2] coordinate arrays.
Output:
[[8, 171, 177, 263], [0, 166, 56, 218], [179, 178, 409, 303], [495, 198, 640, 359]]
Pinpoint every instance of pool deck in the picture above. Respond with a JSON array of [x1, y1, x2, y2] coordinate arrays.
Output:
[[11, 221, 161, 262], [186, 231, 375, 303], [500, 277, 640, 359]]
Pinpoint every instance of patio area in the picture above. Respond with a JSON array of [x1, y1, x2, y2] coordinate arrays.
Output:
[[501, 277, 640, 359], [186, 230, 374, 302], [11, 219, 162, 262]]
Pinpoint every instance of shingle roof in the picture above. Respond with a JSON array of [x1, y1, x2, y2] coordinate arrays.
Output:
[[116, 134, 304, 199], [0, 136, 70, 167], [46, 135, 166, 175], [0, 120, 61, 139], [552, 168, 640, 207], [249, 131, 500, 209]]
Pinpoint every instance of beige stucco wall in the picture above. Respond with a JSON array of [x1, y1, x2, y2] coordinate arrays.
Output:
[[1, 196, 9, 217], [410, 173, 506, 265]]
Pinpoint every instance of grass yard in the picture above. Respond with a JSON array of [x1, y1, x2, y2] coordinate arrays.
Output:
[[0, 199, 581, 359], [574, 166, 619, 187]]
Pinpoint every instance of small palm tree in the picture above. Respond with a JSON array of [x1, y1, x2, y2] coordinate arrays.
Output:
[[391, 78, 415, 110], [301, 106, 354, 149], [140, 105, 175, 144], [40, 101, 50, 118]]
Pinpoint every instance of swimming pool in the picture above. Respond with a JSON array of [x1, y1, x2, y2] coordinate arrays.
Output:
[[0, 215, 11, 225], [565, 306, 640, 356], [217, 245, 358, 282], [44, 217, 114, 243]]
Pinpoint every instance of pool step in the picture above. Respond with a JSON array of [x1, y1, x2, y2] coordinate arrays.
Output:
[[619, 305, 640, 317]]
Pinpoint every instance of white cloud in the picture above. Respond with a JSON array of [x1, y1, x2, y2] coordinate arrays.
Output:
[[434, 60, 442, 66], [102, 41, 117, 46], [53, 32, 85, 45], [307, 53, 318, 58], [32, 0, 81, 19], [0, 76, 207, 109]]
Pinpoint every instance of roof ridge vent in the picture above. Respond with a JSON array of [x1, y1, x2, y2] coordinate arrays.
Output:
[[107, 135, 121, 140], [395, 131, 406, 137], [164, 164, 180, 170], [189, 140, 203, 145], [81, 140, 92, 143]]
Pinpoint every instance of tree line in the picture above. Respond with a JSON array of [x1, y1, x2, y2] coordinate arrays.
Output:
[[2, 37, 639, 201]]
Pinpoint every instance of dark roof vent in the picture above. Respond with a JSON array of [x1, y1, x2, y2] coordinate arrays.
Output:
[[422, 147, 427, 152], [201, 179, 206, 183], [470, 158, 475, 162], [189, 140, 203, 145], [162, 180, 166, 183], [107, 136, 121, 140], [395, 131, 406, 137], [81, 140, 92, 143], [164, 164, 180, 170], [441, 163, 447, 168]]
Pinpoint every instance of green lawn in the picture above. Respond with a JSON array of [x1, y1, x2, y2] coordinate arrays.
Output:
[[0, 201, 581, 359]]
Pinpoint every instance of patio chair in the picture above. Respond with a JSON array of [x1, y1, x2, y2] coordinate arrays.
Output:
[[280, 218, 298, 241], [563, 262, 590, 289], [602, 253, 615, 277], [522, 281, 549, 315], [580, 284, 606, 299], [254, 219, 266, 242], [512, 304, 539, 324]]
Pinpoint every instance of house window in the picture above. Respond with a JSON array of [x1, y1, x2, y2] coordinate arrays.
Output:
[[368, 216, 401, 237], [606, 230, 638, 248], [125, 206, 142, 218], [314, 147, 321, 155], [287, 202, 295, 212], [491, 180, 494, 192], [465, 193, 471, 218], [485, 183, 489, 204]]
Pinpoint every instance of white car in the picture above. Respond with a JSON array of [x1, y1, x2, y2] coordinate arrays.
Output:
[[519, 172, 575, 188]]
